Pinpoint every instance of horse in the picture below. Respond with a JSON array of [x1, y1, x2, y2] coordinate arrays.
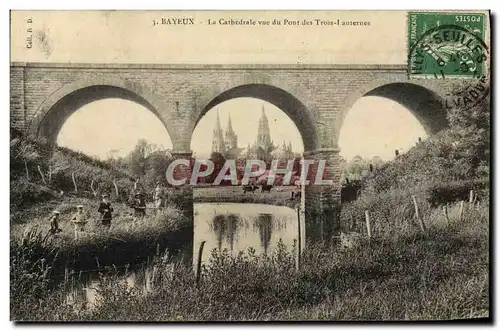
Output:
[[243, 185, 258, 193], [261, 184, 273, 192]]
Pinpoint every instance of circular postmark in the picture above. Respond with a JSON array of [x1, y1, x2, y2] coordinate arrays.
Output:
[[409, 24, 490, 111]]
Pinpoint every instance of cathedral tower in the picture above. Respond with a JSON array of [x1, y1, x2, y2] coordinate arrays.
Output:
[[224, 114, 238, 150], [257, 105, 273, 150], [211, 109, 226, 154]]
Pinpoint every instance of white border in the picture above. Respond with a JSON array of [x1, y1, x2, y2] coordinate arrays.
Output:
[[2, 1, 498, 330]]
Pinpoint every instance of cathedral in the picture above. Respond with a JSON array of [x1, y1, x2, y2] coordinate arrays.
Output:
[[211, 106, 295, 161]]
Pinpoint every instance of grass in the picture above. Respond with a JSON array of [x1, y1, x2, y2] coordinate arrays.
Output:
[[193, 186, 299, 208], [10, 195, 190, 276], [11, 196, 489, 321]]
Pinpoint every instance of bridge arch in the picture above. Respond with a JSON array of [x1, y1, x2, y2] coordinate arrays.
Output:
[[28, 77, 178, 147], [191, 83, 320, 153], [336, 80, 448, 146]]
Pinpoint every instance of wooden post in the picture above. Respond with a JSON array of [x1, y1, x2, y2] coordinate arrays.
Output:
[[443, 205, 450, 226], [72, 172, 78, 193], [113, 179, 119, 197], [196, 241, 206, 286], [48, 166, 52, 184], [90, 179, 97, 197], [412, 195, 426, 233], [365, 210, 372, 239], [37, 165, 47, 185], [369, 164, 374, 172], [24, 160, 30, 181], [459, 201, 464, 221], [469, 190, 475, 211], [296, 205, 302, 270]]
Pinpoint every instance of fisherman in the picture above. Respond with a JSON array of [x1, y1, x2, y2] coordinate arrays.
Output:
[[98, 194, 114, 229], [48, 210, 62, 235], [132, 192, 147, 220], [71, 205, 88, 240]]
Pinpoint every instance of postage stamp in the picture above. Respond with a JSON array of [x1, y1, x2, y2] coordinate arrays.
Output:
[[408, 12, 488, 79]]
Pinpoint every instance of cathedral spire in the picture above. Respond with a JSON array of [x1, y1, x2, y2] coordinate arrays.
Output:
[[224, 113, 238, 150], [257, 105, 272, 151], [215, 109, 222, 131], [212, 108, 226, 154], [226, 114, 234, 133]]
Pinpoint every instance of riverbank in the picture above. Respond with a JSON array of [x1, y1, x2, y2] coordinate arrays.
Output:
[[11, 198, 489, 321], [193, 186, 299, 208], [10, 195, 190, 276]]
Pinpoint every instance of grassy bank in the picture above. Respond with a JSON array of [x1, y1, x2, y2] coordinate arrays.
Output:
[[11, 195, 489, 321], [10, 194, 190, 276], [193, 186, 299, 208]]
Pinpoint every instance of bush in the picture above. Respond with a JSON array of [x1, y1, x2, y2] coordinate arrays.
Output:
[[361, 125, 489, 196], [10, 227, 60, 320], [425, 178, 489, 207]]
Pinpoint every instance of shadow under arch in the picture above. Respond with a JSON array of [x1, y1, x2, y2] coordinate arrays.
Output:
[[336, 82, 448, 144], [28, 79, 176, 147], [193, 84, 319, 152]]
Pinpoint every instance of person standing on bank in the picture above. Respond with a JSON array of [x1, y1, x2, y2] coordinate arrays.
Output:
[[153, 181, 165, 215], [98, 194, 113, 229], [133, 192, 147, 220], [49, 210, 63, 235], [71, 205, 88, 240]]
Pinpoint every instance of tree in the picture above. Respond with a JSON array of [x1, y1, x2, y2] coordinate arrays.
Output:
[[126, 139, 153, 177]]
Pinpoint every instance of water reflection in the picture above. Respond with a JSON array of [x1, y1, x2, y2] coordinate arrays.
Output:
[[211, 214, 239, 253], [194, 203, 304, 267], [254, 214, 272, 255], [65, 263, 175, 311]]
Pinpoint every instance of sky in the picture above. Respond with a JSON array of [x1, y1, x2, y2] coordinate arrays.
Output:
[[57, 99, 173, 159], [338, 96, 427, 161], [57, 96, 427, 161]]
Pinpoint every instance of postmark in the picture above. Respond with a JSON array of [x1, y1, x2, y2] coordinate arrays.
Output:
[[408, 12, 490, 110], [408, 12, 488, 79]]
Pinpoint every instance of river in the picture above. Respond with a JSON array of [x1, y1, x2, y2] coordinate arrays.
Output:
[[65, 202, 305, 309]]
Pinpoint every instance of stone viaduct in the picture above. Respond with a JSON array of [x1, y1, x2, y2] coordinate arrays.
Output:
[[10, 62, 452, 249]]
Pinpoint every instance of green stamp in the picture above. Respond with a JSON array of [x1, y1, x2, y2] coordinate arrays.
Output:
[[408, 12, 488, 78]]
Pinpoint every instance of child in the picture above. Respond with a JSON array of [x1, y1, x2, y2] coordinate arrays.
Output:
[[71, 205, 87, 240], [132, 192, 146, 220], [98, 194, 114, 229], [49, 210, 62, 235]]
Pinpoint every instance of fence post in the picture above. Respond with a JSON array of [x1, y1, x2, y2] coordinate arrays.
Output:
[[72, 172, 78, 193], [365, 210, 372, 239], [196, 241, 206, 286], [296, 205, 302, 270], [24, 160, 30, 181], [443, 204, 450, 227], [412, 195, 426, 233], [459, 201, 465, 221], [37, 165, 47, 185], [113, 179, 119, 197], [90, 179, 97, 197], [469, 190, 475, 211]]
